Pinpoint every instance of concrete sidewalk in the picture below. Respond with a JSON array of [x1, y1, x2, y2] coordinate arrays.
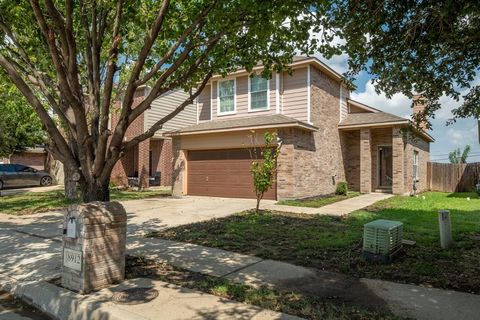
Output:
[[265, 192, 393, 215], [0, 229, 300, 320], [129, 236, 480, 320]]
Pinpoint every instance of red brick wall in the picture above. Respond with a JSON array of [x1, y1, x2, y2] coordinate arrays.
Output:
[[150, 139, 173, 186], [110, 88, 174, 187], [10, 152, 46, 170], [111, 88, 149, 187]]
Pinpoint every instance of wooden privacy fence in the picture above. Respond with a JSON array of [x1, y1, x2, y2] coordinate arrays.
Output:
[[427, 162, 480, 192]]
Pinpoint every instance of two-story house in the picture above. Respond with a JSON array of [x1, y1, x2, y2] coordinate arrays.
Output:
[[167, 56, 434, 200]]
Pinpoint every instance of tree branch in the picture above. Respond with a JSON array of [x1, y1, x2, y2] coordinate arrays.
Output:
[[0, 54, 74, 165], [122, 71, 213, 152]]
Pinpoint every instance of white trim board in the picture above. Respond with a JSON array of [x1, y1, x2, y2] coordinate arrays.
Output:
[[307, 64, 311, 124]]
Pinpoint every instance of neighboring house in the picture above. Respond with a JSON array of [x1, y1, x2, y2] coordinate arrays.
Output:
[[167, 56, 434, 200], [2, 147, 47, 171], [110, 87, 196, 188]]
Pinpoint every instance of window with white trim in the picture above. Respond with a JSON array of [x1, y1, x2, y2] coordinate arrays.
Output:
[[413, 150, 419, 181], [218, 80, 235, 114], [249, 76, 268, 111]]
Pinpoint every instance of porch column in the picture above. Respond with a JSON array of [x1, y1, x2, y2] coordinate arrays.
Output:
[[360, 128, 372, 193], [392, 126, 404, 194], [137, 138, 150, 188], [172, 138, 186, 197]]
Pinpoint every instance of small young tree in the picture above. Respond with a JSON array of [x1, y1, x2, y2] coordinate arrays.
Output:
[[449, 145, 471, 164], [249, 131, 282, 214]]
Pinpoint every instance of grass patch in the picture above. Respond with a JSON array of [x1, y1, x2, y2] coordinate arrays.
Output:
[[0, 188, 171, 215], [153, 192, 480, 294], [125, 255, 401, 320], [277, 192, 360, 208]]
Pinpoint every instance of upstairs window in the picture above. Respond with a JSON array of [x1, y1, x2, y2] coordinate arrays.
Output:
[[413, 150, 419, 181], [249, 76, 269, 111], [218, 79, 236, 114]]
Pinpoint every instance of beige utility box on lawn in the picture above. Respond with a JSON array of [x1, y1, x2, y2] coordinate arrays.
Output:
[[62, 202, 127, 294]]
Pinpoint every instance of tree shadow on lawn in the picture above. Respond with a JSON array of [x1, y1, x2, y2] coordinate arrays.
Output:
[[446, 191, 479, 199], [154, 206, 480, 295]]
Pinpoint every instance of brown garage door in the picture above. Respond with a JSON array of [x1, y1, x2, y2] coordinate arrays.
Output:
[[187, 149, 277, 200]]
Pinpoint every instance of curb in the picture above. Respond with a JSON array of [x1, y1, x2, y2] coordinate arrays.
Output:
[[0, 275, 143, 320]]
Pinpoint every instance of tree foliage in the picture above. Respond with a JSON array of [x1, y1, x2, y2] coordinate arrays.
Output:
[[449, 145, 471, 164], [317, 0, 480, 127], [0, 77, 45, 158], [249, 131, 282, 214], [0, 0, 321, 202]]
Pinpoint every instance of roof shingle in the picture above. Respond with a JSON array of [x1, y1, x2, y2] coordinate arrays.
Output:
[[166, 114, 317, 135], [339, 112, 408, 127]]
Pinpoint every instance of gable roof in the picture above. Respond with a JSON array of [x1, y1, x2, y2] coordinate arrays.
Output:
[[165, 114, 318, 136], [347, 99, 382, 113], [339, 112, 409, 128], [339, 110, 435, 142], [209, 56, 346, 84]]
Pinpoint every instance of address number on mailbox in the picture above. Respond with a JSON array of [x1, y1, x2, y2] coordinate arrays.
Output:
[[63, 248, 82, 271]]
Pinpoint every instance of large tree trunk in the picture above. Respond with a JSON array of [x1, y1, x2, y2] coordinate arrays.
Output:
[[64, 174, 78, 201], [80, 179, 110, 203], [63, 165, 78, 201]]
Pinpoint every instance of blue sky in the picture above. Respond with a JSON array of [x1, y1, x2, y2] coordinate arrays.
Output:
[[319, 54, 480, 163]]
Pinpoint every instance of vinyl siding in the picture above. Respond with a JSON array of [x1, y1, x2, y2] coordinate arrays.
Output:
[[281, 67, 308, 122], [146, 89, 197, 138], [198, 68, 310, 124]]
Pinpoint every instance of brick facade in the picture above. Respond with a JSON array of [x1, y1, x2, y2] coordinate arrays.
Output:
[[150, 139, 173, 186], [359, 128, 372, 193], [110, 88, 173, 187], [9, 151, 46, 170], [404, 132, 430, 193], [392, 126, 405, 194], [343, 130, 360, 191]]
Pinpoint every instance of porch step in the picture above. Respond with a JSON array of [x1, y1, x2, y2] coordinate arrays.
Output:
[[374, 188, 393, 194]]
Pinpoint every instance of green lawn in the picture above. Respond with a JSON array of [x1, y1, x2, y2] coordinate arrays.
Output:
[[153, 192, 480, 294], [277, 191, 361, 208], [0, 188, 171, 215]]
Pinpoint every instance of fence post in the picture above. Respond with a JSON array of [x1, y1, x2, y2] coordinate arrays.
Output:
[[438, 210, 453, 249]]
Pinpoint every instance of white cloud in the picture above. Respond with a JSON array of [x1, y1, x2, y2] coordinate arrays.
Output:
[[350, 81, 412, 117]]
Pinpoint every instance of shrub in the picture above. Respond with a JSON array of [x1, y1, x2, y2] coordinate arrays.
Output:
[[335, 181, 348, 196]]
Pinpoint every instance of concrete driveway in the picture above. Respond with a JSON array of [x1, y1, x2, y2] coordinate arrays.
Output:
[[0, 185, 63, 196], [0, 196, 273, 238]]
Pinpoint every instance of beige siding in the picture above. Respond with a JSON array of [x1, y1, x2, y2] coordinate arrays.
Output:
[[146, 89, 197, 138], [282, 67, 308, 122], [198, 85, 211, 122]]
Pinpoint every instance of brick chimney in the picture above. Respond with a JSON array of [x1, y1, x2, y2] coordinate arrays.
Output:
[[412, 94, 428, 131]]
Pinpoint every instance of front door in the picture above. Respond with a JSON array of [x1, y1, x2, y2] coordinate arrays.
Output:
[[378, 146, 393, 188]]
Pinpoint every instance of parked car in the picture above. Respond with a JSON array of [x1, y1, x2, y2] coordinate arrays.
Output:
[[0, 164, 53, 189]]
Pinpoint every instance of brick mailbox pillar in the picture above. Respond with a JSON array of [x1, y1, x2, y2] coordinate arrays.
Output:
[[62, 202, 127, 294]]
